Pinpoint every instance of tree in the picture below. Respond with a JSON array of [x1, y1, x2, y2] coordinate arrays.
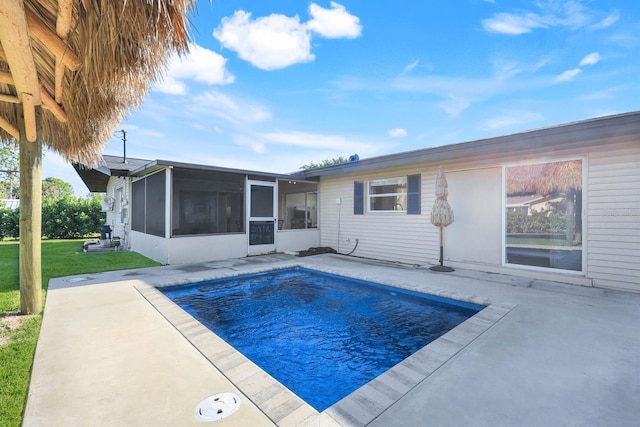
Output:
[[0, 141, 19, 199], [42, 177, 74, 200], [300, 156, 349, 170]]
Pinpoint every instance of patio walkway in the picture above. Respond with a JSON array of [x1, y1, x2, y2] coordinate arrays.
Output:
[[24, 254, 640, 426]]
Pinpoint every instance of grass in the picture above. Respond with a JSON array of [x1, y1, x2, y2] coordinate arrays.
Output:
[[0, 239, 160, 427]]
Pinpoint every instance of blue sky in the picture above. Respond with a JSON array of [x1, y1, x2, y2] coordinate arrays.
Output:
[[47, 0, 640, 195]]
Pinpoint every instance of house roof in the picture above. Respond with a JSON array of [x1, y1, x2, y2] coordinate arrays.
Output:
[[73, 155, 151, 192], [300, 111, 640, 178], [73, 155, 313, 193], [130, 159, 302, 182]]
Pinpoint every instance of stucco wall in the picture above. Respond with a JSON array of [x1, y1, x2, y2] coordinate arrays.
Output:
[[130, 231, 169, 264], [167, 234, 247, 264]]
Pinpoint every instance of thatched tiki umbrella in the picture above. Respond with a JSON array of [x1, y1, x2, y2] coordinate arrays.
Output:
[[430, 166, 455, 272], [0, 0, 195, 314]]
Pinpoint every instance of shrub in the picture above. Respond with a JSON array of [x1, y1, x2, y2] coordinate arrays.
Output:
[[0, 207, 19, 240], [42, 196, 105, 239], [506, 208, 566, 235]]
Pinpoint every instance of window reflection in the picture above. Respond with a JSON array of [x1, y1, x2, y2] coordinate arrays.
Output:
[[505, 160, 582, 271]]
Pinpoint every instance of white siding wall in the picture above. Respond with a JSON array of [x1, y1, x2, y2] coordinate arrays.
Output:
[[319, 165, 438, 265], [586, 141, 640, 291], [277, 229, 320, 253], [317, 139, 640, 291], [104, 176, 130, 249]]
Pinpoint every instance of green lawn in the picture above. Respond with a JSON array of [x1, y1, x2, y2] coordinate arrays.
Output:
[[0, 240, 160, 427]]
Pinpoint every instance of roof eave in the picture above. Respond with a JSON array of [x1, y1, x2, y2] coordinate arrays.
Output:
[[302, 111, 640, 178]]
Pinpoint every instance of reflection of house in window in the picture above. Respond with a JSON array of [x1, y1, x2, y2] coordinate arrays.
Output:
[[278, 181, 318, 230], [506, 194, 562, 215], [505, 159, 583, 272]]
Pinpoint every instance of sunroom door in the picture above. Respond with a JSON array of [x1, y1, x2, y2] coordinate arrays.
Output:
[[247, 180, 277, 255]]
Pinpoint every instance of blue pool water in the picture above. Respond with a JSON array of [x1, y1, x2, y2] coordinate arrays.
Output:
[[160, 267, 483, 411]]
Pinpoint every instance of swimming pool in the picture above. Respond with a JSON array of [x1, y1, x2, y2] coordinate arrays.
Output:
[[159, 267, 484, 411]]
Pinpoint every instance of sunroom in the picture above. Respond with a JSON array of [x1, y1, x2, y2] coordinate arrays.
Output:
[[127, 160, 319, 264]]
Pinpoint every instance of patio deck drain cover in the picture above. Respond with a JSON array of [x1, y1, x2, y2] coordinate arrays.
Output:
[[195, 393, 240, 422]]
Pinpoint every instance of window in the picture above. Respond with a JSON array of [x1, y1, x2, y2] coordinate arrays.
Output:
[[368, 177, 407, 211], [278, 181, 318, 229], [505, 160, 582, 271], [131, 171, 166, 237], [172, 168, 244, 236], [354, 175, 421, 214]]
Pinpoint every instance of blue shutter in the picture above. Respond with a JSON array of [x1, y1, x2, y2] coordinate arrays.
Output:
[[407, 174, 421, 214], [354, 181, 364, 215]]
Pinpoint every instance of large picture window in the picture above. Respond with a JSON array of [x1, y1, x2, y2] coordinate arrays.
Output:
[[172, 169, 244, 236], [368, 177, 407, 211], [505, 159, 582, 271]]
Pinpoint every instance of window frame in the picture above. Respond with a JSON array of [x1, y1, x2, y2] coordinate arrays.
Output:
[[503, 157, 584, 273], [367, 176, 408, 213]]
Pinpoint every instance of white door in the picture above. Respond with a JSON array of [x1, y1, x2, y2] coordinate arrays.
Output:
[[247, 180, 277, 255]]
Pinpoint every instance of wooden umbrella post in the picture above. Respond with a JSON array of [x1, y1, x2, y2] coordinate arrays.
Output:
[[19, 106, 42, 315]]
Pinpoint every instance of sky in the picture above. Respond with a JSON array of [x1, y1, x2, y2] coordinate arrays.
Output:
[[44, 0, 640, 196]]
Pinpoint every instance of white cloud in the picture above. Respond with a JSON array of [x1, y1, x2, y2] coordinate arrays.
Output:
[[393, 75, 499, 117], [192, 90, 272, 124], [137, 129, 164, 138], [580, 52, 601, 66], [213, 4, 362, 71], [482, 1, 602, 35], [579, 86, 623, 101], [156, 44, 234, 94], [261, 131, 373, 152], [591, 10, 620, 29], [483, 110, 544, 130], [234, 134, 267, 154], [438, 95, 474, 118], [556, 68, 582, 82], [482, 12, 547, 35], [306, 2, 362, 39], [214, 11, 314, 71], [388, 128, 407, 138], [402, 59, 419, 74]]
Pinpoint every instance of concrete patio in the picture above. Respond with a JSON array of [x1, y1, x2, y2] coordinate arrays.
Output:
[[24, 254, 640, 426]]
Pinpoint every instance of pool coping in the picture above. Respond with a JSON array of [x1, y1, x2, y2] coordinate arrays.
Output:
[[137, 262, 517, 426]]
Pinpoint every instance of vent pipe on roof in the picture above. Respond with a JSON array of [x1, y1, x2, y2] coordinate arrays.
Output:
[[115, 129, 127, 164]]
